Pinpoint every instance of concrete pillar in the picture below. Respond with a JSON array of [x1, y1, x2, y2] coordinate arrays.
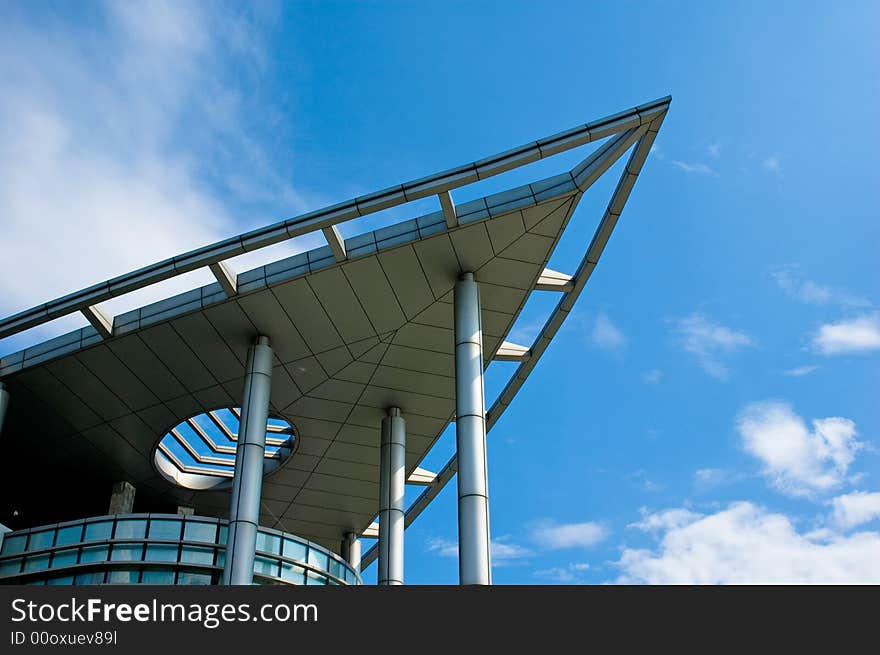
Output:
[[454, 272, 492, 585], [0, 381, 9, 437], [108, 481, 136, 514], [341, 531, 361, 574], [223, 336, 273, 585], [377, 407, 405, 585]]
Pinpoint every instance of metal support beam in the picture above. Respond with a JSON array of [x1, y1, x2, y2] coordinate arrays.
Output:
[[322, 225, 347, 262], [378, 406, 405, 586], [439, 190, 457, 229], [341, 531, 362, 574], [81, 305, 113, 339], [407, 467, 437, 485], [535, 268, 574, 292], [0, 382, 8, 437], [223, 335, 273, 585], [494, 341, 531, 362], [209, 261, 238, 297], [454, 272, 491, 585]]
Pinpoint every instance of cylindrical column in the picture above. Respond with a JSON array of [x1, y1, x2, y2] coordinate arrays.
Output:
[[377, 407, 405, 585], [454, 272, 492, 585], [223, 336, 273, 585], [342, 531, 362, 574], [0, 382, 9, 437]]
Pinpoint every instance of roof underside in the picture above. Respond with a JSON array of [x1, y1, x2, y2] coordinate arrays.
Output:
[[0, 97, 669, 553]]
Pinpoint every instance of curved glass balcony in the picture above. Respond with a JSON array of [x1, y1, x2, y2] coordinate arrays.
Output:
[[0, 514, 360, 586]]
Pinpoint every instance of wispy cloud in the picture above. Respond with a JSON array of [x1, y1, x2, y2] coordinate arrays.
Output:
[[694, 467, 728, 487], [671, 313, 753, 379], [762, 156, 781, 173], [425, 535, 532, 565], [813, 313, 880, 355], [771, 265, 871, 308], [0, 3, 315, 343], [590, 312, 626, 351], [707, 142, 721, 158], [532, 520, 608, 550], [737, 401, 862, 497], [533, 562, 591, 583], [670, 160, 718, 176], [642, 369, 663, 384], [783, 365, 819, 377]]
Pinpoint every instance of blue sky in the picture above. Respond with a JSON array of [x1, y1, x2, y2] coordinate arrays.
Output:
[[0, 1, 878, 583]]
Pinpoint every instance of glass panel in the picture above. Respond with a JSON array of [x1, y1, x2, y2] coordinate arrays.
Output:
[[280, 562, 305, 585], [307, 547, 329, 572], [27, 579, 46, 585], [183, 522, 217, 544], [328, 557, 341, 580], [51, 549, 79, 568], [218, 525, 228, 545], [114, 520, 146, 540], [55, 524, 84, 547], [215, 551, 225, 568], [24, 553, 50, 572], [28, 530, 55, 551], [177, 571, 212, 585], [256, 531, 281, 555], [83, 521, 113, 542], [253, 556, 278, 578], [148, 519, 181, 541], [0, 558, 22, 576], [1, 534, 27, 555], [110, 544, 142, 562], [282, 538, 307, 562], [107, 569, 139, 584], [145, 544, 178, 563], [305, 570, 327, 585], [80, 545, 110, 563], [345, 567, 358, 585], [74, 571, 105, 584], [141, 569, 174, 584], [180, 546, 214, 566], [47, 575, 74, 585]]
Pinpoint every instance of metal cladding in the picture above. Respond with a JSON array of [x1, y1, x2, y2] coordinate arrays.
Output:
[[0, 98, 670, 581]]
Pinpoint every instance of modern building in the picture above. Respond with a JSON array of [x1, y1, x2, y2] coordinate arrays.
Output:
[[0, 97, 670, 586]]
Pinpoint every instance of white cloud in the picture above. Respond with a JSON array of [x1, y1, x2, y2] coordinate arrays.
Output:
[[618, 502, 880, 584], [830, 491, 880, 529], [533, 562, 591, 583], [783, 365, 819, 377], [736, 401, 862, 497], [425, 537, 459, 558], [532, 520, 608, 549], [813, 313, 880, 355], [771, 265, 870, 308], [0, 3, 312, 347], [672, 313, 753, 379], [643, 369, 663, 384], [670, 160, 718, 176], [590, 312, 626, 351], [707, 142, 721, 159]]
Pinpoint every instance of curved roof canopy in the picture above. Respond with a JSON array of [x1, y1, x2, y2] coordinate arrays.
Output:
[[0, 97, 670, 553]]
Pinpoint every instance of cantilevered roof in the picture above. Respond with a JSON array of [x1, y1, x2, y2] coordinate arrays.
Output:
[[0, 97, 669, 553]]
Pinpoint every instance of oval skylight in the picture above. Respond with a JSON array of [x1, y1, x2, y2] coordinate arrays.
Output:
[[154, 408, 296, 490]]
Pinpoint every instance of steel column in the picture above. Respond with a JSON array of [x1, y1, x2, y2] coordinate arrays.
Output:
[[223, 336, 273, 585], [342, 531, 362, 574], [454, 272, 492, 585], [377, 407, 405, 585]]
